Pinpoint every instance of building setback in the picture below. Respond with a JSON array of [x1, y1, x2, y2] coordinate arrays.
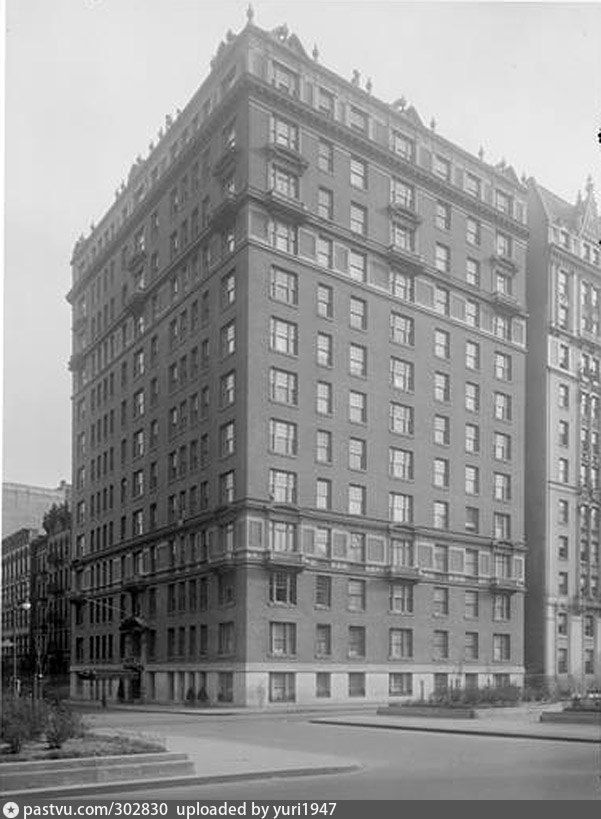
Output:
[[525, 178, 601, 692], [67, 12, 528, 705]]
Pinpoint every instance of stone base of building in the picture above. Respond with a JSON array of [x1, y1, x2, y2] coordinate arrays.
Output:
[[70, 665, 524, 707]]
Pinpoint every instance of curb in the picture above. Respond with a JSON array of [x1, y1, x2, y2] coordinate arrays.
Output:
[[1, 764, 360, 798], [310, 719, 601, 744]]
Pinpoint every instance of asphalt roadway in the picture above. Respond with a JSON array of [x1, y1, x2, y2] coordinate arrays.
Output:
[[77, 710, 601, 800]]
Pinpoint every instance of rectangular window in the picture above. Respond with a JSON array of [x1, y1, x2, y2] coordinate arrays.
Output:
[[316, 381, 333, 415], [435, 243, 450, 273], [465, 465, 480, 495], [350, 203, 367, 235], [465, 383, 480, 413], [348, 672, 366, 697], [269, 419, 297, 456], [316, 430, 332, 464], [390, 580, 414, 613], [390, 447, 414, 480], [269, 622, 296, 656], [270, 267, 298, 305], [315, 574, 332, 607], [433, 629, 449, 659], [316, 672, 331, 698], [391, 403, 414, 436], [465, 341, 480, 370], [350, 157, 367, 189], [390, 313, 414, 346], [270, 368, 298, 406], [315, 624, 332, 657], [434, 329, 450, 359], [392, 131, 415, 161], [389, 672, 413, 696], [317, 332, 333, 367], [349, 437, 367, 471], [433, 586, 449, 616], [391, 358, 414, 392], [349, 391, 367, 423], [435, 201, 451, 230], [317, 140, 334, 173], [269, 571, 297, 605], [433, 155, 451, 180], [493, 633, 511, 662], [316, 478, 332, 510], [389, 628, 413, 659], [392, 178, 414, 209], [316, 236, 333, 268], [349, 343, 367, 377], [349, 250, 367, 282], [350, 296, 367, 330], [494, 352, 512, 381], [318, 187, 334, 220], [433, 458, 449, 489], [269, 469, 297, 504], [389, 493, 413, 523], [434, 372, 450, 402], [465, 632, 479, 661], [270, 317, 298, 356], [348, 579, 366, 612], [392, 222, 415, 252], [348, 625, 366, 658], [269, 672, 295, 703], [465, 590, 479, 618]]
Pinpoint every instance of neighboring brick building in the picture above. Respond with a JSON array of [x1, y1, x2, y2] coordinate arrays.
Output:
[[1, 528, 36, 691], [31, 504, 72, 686], [525, 177, 601, 692], [67, 11, 528, 705]]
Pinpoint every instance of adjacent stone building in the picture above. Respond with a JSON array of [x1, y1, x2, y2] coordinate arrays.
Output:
[[525, 177, 601, 692]]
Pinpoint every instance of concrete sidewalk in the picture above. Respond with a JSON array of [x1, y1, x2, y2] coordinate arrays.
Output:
[[2, 729, 359, 798], [311, 703, 601, 743]]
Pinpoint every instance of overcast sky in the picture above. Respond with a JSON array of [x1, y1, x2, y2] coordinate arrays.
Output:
[[3, 0, 601, 487]]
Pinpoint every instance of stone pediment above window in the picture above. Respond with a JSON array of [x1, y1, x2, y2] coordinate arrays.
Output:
[[387, 244, 424, 274], [388, 202, 421, 225], [263, 189, 308, 223], [490, 291, 521, 315], [490, 254, 518, 274], [265, 142, 309, 174]]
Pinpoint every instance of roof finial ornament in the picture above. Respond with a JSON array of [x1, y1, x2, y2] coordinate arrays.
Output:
[[586, 174, 594, 196], [351, 69, 360, 86], [246, 4, 254, 25], [165, 114, 173, 129], [312, 43, 319, 61], [366, 77, 372, 95], [478, 146, 484, 161], [430, 117, 436, 131]]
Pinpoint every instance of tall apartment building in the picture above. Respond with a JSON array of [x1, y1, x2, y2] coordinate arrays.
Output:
[[525, 178, 601, 692], [67, 11, 528, 705]]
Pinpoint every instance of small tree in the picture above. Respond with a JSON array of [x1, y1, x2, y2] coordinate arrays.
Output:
[[45, 702, 85, 750]]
